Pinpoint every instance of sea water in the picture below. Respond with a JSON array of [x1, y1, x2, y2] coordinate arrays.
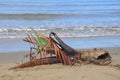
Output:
[[0, 0, 120, 52], [0, 36, 120, 53]]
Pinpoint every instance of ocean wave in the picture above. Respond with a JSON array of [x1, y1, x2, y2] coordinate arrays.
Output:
[[0, 26, 120, 38], [0, 13, 79, 20]]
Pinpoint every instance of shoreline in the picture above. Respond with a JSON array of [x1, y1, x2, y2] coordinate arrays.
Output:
[[0, 47, 120, 64]]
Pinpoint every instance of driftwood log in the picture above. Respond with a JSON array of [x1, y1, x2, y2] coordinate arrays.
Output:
[[9, 32, 112, 70]]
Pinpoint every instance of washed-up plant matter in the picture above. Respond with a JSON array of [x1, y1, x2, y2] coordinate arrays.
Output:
[[9, 29, 112, 69]]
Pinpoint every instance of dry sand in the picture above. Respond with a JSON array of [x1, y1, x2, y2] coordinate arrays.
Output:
[[0, 47, 120, 80]]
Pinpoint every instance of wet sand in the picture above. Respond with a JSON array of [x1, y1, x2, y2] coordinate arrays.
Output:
[[0, 47, 120, 80]]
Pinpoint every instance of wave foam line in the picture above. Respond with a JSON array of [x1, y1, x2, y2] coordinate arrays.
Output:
[[0, 26, 120, 38]]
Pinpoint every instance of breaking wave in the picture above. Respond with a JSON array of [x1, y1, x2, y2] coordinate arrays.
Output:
[[0, 26, 120, 38]]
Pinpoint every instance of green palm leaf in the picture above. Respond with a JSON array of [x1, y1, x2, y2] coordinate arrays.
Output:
[[31, 28, 48, 54]]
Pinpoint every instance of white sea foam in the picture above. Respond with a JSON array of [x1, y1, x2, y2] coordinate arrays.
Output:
[[0, 26, 120, 38]]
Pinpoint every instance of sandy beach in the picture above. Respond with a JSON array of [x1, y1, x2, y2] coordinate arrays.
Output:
[[0, 47, 120, 80], [0, 0, 120, 80]]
